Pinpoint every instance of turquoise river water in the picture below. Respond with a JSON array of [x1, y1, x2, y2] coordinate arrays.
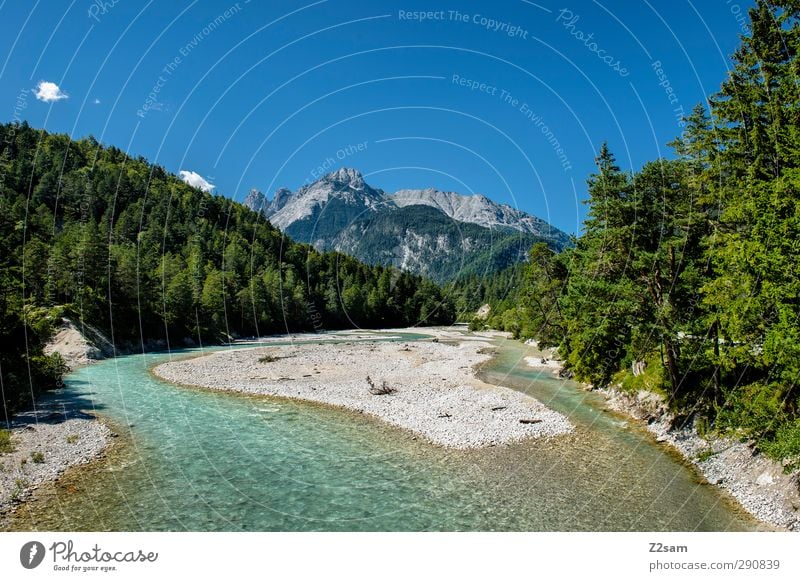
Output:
[[7, 330, 762, 531]]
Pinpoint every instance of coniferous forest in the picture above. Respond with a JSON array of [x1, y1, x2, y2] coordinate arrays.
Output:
[[2, 0, 799, 471], [0, 122, 454, 413], [463, 1, 800, 467]]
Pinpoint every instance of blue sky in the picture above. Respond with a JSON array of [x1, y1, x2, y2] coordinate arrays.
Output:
[[0, 0, 753, 233]]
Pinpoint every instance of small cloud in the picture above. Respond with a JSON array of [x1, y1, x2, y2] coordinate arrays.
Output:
[[93, 98, 101, 105], [179, 170, 215, 193], [34, 80, 68, 102]]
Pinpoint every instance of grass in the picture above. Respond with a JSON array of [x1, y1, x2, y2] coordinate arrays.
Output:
[[759, 419, 800, 473], [0, 428, 14, 453], [11, 478, 28, 501], [258, 354, 279, 363], [66, 434, 78, 444], [31, 451, 45, 463], [695, 448, 715, 462], [612, 354, 668, 397]]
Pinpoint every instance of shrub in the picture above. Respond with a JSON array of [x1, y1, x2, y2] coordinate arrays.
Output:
[[695, 448, 715, 462], [0, 429, 14, 453], [258, 354, 279, 363], [31, 451, 45, 463], [30, 352, 69, 390], [760, 419, 800, 472], [614, 354, 668, 397], [715, 381, 788, 439]]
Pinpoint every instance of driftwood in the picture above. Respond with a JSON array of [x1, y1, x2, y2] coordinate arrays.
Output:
[[519, 418, 542, 425], [366, 375, 396, 395]]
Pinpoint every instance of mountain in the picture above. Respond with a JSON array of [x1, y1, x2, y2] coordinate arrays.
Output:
[[0, 123, 455, 412], [246, 168, 570, 282], [264, 168, 386, 248], [392, 188, 565, 241]]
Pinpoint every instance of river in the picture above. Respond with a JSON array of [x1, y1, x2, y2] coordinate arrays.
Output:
[[7, 329, 761, 531]]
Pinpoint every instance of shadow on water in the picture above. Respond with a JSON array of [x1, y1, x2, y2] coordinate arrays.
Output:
[[10, 381, 107, 427]]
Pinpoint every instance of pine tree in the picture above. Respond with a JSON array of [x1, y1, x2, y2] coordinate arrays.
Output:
[[560, 143, 638, 387]]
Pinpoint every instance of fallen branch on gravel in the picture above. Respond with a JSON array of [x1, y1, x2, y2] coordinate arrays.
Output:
[[366, 375, 396, 395]]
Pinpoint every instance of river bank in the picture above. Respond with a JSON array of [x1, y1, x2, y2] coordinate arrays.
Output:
[[3, 327, 767, 531], [2, 324, 419, 523], [153, 331, 574, 449], [524, 345, 800, 531], [0, 401, 113, 523], [1, 318, 117, 526]]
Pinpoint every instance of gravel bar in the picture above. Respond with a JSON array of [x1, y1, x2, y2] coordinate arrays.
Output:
[[153, 337, 573, 449], [1, 399, 112, 519]]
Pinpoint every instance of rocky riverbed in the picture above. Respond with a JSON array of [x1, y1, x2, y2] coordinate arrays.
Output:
[[522, 341, 800, 530], [526, 341, 800, 531], [600, 387, 800, 531], [153, 335, 574, 449], [0, 399, 112, 522]]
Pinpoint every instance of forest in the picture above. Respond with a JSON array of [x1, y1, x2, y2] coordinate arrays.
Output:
[[463, 1, 800, 467], [0, 122, 454, 413]]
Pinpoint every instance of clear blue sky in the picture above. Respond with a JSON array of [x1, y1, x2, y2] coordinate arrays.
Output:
[[0, 0, 753, 233]]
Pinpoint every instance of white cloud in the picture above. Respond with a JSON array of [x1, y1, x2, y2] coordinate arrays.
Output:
[[34, 81, 68, 102], [179, 170, 215, 193]]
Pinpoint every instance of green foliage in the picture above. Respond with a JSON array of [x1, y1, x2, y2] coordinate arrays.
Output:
[[30, 352, 69, 390], [695, 448, 715, 463], [558, 144, 641, 388], [447, 262, 528, 323], [30, 451, 45, 463], [518, 243, 568, 347], [0, 122, 455, 415], [467, 317, 485, 332], [614, 356, 668, 397], [463, 1, 800, 464], [0, 429, 14, 453], [714, 382, 790, 439], [760, 420, 800, 471], [499, 308, 523, 339]]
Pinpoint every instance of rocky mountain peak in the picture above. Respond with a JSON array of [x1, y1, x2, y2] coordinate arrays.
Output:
[[243, 169, 571, 276], [324, 167, 365, 189], [271, 187, 293, 212], [243, 188, 268, 214]]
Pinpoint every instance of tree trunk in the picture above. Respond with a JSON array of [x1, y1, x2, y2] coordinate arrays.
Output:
[[664, 337, 681, 402]]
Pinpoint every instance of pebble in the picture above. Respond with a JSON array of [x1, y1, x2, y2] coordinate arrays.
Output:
[[153, 336, 574, 449], [0, 402, 112, 520], [599, 385, 800, 531]]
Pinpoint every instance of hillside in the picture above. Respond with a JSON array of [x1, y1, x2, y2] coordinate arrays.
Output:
[[0, 122, 454, 412]]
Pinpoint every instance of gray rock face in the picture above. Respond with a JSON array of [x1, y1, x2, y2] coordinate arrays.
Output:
[[243, 188, 268, 215], [392, 187, 567, 242], [244, 168, 571, 281]]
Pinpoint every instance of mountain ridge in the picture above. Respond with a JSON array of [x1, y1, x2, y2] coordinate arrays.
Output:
[[245, 168, 571, 281]]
